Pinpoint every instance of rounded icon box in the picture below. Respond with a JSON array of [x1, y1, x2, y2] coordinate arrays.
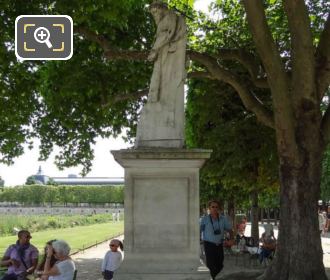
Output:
[[15, 15, 73, 60]]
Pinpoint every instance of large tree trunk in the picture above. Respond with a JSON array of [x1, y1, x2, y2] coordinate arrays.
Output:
[[250, 191, 259, 246], [261, 142, 326, 279]]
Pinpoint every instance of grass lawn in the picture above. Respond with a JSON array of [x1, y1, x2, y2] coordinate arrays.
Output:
[[0, 221, 123, 257]]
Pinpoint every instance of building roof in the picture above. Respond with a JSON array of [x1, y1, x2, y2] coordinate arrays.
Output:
[[52, 177, 124, 185]]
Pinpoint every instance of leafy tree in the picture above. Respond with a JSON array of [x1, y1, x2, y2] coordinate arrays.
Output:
[[186, 78, 278, 242], [0, 176, 4, 187], [0, 0, 152, 173], [25, 176, 38, 185], [0, 185, 124, 204], [321, 145, 330, 202], [0, 0, 329, 278]]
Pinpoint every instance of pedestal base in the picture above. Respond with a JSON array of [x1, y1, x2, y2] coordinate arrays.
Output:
[[116, 271, 210, 280], [116, 263, 210, 280], [112, 149, 212, 280]]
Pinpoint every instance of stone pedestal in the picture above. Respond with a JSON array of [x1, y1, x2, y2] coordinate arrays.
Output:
[[111, 149, 212, 280]]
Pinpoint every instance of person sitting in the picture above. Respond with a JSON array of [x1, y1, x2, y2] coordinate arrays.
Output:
[[0, 230, 39, 280], [101, 239, 124, 280], [35, 240, 57, 280], [41, 240, 75, 280], [259, 224, 276, 264]]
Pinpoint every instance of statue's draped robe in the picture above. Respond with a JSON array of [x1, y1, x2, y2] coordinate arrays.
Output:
[[135, 8, 187, 148]]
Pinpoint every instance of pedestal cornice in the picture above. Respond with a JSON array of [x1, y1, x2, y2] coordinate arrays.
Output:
[[111, 148, 212, 160]]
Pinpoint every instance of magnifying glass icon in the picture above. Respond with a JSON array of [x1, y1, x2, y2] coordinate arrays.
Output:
[[34, 27, 53, 48]]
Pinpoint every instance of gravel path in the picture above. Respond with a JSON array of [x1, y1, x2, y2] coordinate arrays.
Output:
[[71, 235, 123, 280], [70, 226, 330, 280]]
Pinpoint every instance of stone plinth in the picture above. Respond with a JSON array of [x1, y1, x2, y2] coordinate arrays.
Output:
[[111, 149, 212, 280]]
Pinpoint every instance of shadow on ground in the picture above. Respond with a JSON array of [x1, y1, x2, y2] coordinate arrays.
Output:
[[73, 257, 104, 280]]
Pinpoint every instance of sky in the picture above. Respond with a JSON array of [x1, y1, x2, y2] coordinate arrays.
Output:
[[0, 0, 212, 186]]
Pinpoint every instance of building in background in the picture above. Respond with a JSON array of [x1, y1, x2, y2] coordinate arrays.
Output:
[[26, 166, 124, 186]]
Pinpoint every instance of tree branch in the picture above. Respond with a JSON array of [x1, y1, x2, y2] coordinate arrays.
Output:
[[215, 49, 268, 88], [316, 13, 330, 101], [75, 25, 273, 128], [104, 49, 148, 61], [242, 0, 300, 162], [101, 88, 148, 109], [242, 0, 289, 94], [74, 26, 111, 51], [74, 26, 149, 60], [188, 71, 215, 80], [189, 51, 274, 128], [283, 0, 316, 102]]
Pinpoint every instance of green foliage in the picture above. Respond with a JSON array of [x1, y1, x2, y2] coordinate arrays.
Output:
[[321, 145, 330, 202], [186, 78, 279, 208], [0, 0, 153, 173], [0, 185, 124, 204], [0, 213, 119, 236], [25, 176, 38, 185]]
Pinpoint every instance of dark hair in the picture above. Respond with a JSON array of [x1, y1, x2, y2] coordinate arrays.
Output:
[[208, 200, 220, 207], [37, 240, 57, 272], [112, 239, 124, 251], [18, 230, 30, 238], [118, 240, 124, 251]]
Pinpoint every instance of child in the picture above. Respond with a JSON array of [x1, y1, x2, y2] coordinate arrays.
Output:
[[101, 239, 123, 280]]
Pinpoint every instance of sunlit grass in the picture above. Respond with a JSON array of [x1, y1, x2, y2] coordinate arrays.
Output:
[[0, 221, 123, 257]]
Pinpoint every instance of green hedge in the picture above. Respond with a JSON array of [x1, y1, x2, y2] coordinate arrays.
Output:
[[0, 185, 124, 205], [0, 213, 122, 236]]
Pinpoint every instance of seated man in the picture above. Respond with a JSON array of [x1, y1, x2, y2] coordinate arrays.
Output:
[[0, 230, 39, 280], [259, 224, 276, 264]]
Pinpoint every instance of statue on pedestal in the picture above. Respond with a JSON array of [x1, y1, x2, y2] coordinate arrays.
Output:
[[135, 1, 187, 148]]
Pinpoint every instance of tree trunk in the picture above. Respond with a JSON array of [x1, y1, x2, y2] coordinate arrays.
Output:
[[266, 208, 271, 223], [228, 199, 235, 229], [262, 149, 327, 280], [274, 208, 278, 226], [250, 191, 259, 246]]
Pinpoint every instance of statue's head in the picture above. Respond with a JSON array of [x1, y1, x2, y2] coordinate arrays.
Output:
[[149, 1, 168, 12], [149, 1, 168, 22]]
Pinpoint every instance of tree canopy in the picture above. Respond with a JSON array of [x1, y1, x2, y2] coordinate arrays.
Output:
[[186, 78, 278, 208], [0, 0, 153, 173]]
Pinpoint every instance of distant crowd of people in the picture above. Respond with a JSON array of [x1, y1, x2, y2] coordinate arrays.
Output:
[[0, 230, 124, 280]]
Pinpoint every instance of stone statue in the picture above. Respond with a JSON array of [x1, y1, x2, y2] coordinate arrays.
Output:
[[135, 1, 187, 148]]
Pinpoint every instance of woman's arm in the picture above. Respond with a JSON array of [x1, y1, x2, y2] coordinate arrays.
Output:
[[42, 264, 60, 277], [1, 256, 12, 267], [42, 245, 60, 277]]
